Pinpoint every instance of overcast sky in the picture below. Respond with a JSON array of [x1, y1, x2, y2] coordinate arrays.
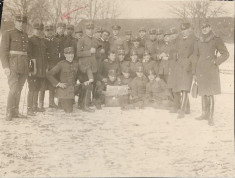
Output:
[[117, 0, 234, 19]]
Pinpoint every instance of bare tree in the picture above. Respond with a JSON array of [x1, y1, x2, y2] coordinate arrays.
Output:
[[169, 1, 227, 36]]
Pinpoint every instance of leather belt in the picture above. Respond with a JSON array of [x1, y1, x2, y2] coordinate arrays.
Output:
[[10, 51, 27, 56]]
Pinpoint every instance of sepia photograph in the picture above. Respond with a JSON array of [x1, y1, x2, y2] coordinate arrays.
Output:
[[0, 0, 234, 177]]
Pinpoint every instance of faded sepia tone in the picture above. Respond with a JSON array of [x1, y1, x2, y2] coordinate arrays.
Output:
[[0, 0, 234, 177]]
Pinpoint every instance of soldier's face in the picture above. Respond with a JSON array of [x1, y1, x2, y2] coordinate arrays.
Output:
[[118, 55, 125, 62], [108, 75, 116, 82], [148, 74, 155, 81], [56, 27, 65, 35], [149, 34, 156, 41], [181, 29, 190, 39], [133, 41, 139, 48], [66, 29, 74, 36], [131, 55, 137, 62], [14, 20, 24, 31], [65, 54, 74, 62], [157, 34, 164, 41], [75, 32, 83, 39], [85, 29, 94, 36], [201, 26, 211, 35], [102, 32, 110, 41], [112, 29, 119, 36], [136, 71, 144, 77], [139, 31, 146, 38], [122, 72, 130, 78], [125, 34, 131, 41], [109, 53, 116, 62], [143, 55, 150, 62]]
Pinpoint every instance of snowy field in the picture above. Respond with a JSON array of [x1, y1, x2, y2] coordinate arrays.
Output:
[[0, 43, 234, 177]]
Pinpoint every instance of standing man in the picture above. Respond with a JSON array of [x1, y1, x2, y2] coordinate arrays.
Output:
[[64, 24, 77, 59], [74, 26, 83, 42], [55, 22, 66, 60], [172, 22, 196, 119], [77, 22, 98, 111], [138, 27, 147, 48], [27, 22, 47, 115], [109, 25, 123, 53], [0, 14, 29, 121], [193, 21, 229, 126]]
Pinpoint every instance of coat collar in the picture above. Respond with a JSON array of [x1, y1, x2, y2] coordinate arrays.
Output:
[[199, 31, 215, 43]]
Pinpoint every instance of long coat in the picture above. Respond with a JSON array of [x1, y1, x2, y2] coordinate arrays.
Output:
[[172, 34, 195, 92], [46, 60, 93, 99], [77, 35, 99, 73], [193, 32, 229, 95], [28, 36, 47, 78]]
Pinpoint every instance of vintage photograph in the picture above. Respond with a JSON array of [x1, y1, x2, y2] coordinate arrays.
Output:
[[0, 0, 234, 177]]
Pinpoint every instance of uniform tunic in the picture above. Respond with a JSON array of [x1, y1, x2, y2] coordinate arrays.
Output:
[[130, 46, 145, 60], [130, 75, 148, 99], [46, 60, 93, 99], [130, 61, 142, 78], [77, 35, 99, 73], [158, 42, 171, 76], [172, 34, 196, 92], [102, 60, 120, 78], [119, 60, 130, 73], [193, 32, 229, 95]]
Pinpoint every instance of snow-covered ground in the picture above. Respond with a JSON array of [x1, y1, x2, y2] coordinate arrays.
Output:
[[0, 43, 234, 177]]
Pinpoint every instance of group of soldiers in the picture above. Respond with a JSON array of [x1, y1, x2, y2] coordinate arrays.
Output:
[[0, 14, 229, 126]]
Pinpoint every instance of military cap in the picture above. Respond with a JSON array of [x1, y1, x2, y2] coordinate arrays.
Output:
[[64, 47, 74, 54], [75, 26, 83, 33], [122, 67, 130, 73], [156, 28, 164, 35], [180, 22, 191, 30], [139, 27, 146, 32], [102, 29, 110, 35], [95, 27, 103, 33], [118, 49, 125, 55], [143, 50, 151, 56], [85, 22, 94, 29], [132, 36, 140, 42], [170, 27, 178, 35], [66, 24, 74, 30], [44, 24, 54, 31], [125, 30, 132, 35], [136, 65, 144, 72], [148, 69, 156, 76], [201, 20, 211, 29], [130, 50, 137, 56], [149, 28, 156, 35], [32, 22, 44, 30], [14, 14, 27, 23], [57, 22, 66, 28], [108, 69, 117, 77], [112, 25, 121, 30]]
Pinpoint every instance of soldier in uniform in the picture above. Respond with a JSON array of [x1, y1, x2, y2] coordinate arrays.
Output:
[[172, 22, 196, 119], [74, 26, 83, 42], [129, 50, 143, 78], [27, 22, 47, 115], [47, 47, 94, 113], [123, 30, 132, 58], [64, 24, 77, 58], [145, 28, 160, 75], [138, 27, 147, 47], [55, 22, 66, 60], [129, 66, 148, 109], [142, 50, 159, 76], [0, 14, 29, 121], [102, 50, 120, 78], [118, 49, 130, 73], [130, 36, 145, 60], [193, 21, 229, 126], [109, 25, 123, 53]]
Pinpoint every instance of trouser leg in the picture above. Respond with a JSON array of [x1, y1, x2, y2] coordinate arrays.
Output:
[[208, 95, 214, 126], [49, 89, 57, 108], [177, 90, 188, 119]]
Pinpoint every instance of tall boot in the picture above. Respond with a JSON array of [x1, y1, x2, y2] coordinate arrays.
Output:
[[83, 84, 95, 112], [13, 90, 26, 118], [27, 91, 36, 116], [177, 91, 188, 119], [6, 91, 15, 121], [49, 90, 57, 108], [195, 96, 208, 120], [208, 95, 214, 126], [38, 90, 45, 112], [185, 97, 190, 114], [32, 91, 39, 112], [169, 92, 181, 113]]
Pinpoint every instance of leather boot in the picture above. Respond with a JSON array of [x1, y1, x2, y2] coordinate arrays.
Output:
[[177, 91, 187, 119], [82, 85, 95, 113], [185, 97, 191, 114], [38, 91, 45, 112], [49, 90, 57, 108], [208, 95, 214, 126], [32, 91, 39, 112], [6, 109, 13, 121], [195, 96, 208, 120]]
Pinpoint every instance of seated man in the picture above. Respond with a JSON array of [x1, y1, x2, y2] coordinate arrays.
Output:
[[145, 70, 172, 109], [47, 47, 93, 113]]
